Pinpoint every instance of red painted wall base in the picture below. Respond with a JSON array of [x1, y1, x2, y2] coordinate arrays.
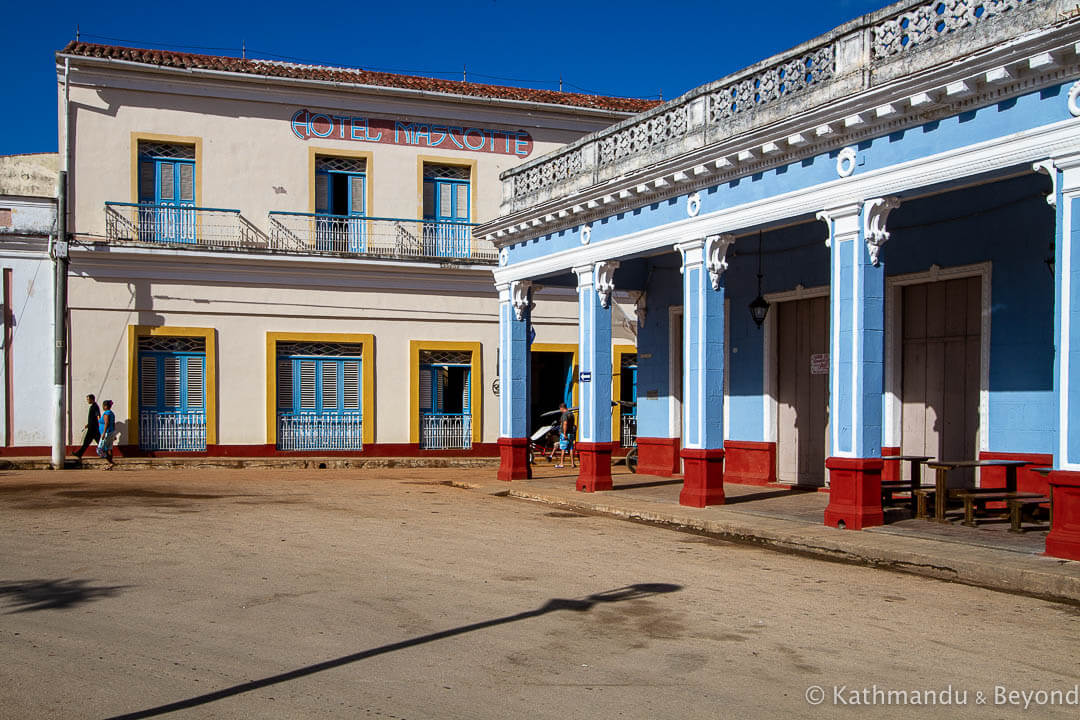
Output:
[[1047, 471, 1080, 561], [978, 452, 1052, 495], [576, 442, 614, 492], [881, 446, 901, 483], [636, 437, 681, 477], [824, 456, 884, 530], [497, 437, 531, 482], [723, 441, 776, 486], [679, 448, 725, 507]]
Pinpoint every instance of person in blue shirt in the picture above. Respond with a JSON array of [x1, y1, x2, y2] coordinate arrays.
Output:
[[96, 400, 116, 469]]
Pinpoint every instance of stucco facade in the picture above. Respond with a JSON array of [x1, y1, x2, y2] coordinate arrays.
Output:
[[482, 0, 1080, 559], [58, 44, 646, 455], [0, 153, 58, 451]]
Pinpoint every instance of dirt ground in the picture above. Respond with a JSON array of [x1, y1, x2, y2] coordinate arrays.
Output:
[[1, 467, 1077, 719]]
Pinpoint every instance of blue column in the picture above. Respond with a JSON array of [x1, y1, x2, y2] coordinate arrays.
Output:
[[675, 235, 731, 507], [819, 198, 897, 529], [497, 280, 531, 480], [574, 262, 617, 491], [1041, 156, 1080, 560]]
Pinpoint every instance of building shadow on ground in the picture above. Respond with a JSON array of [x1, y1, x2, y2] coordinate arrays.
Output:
[[106, 583, 683, 720], [0, 578, 130, 613]]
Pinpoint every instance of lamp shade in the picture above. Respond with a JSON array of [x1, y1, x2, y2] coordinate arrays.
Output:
[[749, 294, 769, 328]]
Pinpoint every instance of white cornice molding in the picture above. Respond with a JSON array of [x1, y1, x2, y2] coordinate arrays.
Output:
[[71, 245, 500, 293], [493, 117, 1080, 284], [484, 24, 1080, 242]]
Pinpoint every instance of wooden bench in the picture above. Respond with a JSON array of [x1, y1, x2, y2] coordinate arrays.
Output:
[[915, 487, 1012, 520], [957, 491, 1045, 527], [1007, 496, 1051, 533]]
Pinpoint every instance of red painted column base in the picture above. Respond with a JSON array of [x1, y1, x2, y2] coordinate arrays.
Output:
[[1047, 471, 1080, 561], [576, 442, 614, 492], [497, 437, 531, 482], [824, 456, 884, 530], [679, 448, 725, 507], [636, 437, 680, 477], [723, 441, 776, 486], [881, 446, 901, 483]]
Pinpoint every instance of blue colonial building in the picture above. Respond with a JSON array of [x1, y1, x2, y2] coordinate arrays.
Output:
[[479, 0, 1080, 560]]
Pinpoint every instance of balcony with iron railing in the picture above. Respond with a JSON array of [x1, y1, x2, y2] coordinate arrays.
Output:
[[105, 202, 264, 250], [621, 414, 637, 448], [277, 411, 363, 451], [102, 202, 498, 264], [267, 212, 496, 262], [419, 412, 472, 450], [140, 410, 207, 452]]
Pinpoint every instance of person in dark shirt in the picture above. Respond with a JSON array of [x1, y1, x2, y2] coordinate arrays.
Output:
[[73, 394, 101, 462], [555, 402, 577, 469]]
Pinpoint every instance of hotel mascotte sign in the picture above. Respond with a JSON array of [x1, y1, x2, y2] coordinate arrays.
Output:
[[291, 109, 534, 158]]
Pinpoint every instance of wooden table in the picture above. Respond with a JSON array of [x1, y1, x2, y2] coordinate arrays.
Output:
[[882, 455, 932, 513], [923, 459, 1029, 522]]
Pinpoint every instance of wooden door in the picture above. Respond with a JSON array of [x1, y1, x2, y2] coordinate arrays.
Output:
[[901, 277, 981, 485], [776, 296, 829, 485]]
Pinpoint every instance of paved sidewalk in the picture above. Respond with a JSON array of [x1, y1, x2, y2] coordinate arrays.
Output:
[[461, 465, 1080, 605]]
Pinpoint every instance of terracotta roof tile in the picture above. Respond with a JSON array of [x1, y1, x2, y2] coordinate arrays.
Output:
[[58, 42, 661, 113]]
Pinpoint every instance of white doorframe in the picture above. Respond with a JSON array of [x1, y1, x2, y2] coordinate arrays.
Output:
[[884, 262, 992, 454], [761, 284, 830, 447], [669, 305, 683, 440]]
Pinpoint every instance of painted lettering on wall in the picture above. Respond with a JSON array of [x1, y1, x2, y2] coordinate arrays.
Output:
[[290, 109, 533, 157]]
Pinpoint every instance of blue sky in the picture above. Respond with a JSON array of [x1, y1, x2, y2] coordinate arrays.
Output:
[[2, 0, 886, 155]]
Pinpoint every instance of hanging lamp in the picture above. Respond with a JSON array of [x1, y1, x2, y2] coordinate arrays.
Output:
[[749, 230, 769, 328]]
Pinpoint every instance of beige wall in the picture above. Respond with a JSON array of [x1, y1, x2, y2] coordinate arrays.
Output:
[[68, 81, 591, 241], [67, 266, 636, 447], [63, 62, 636, 450]]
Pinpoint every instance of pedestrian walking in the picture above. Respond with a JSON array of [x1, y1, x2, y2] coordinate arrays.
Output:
[[73, 394, 101, 462], [96, 400, 117, 469], [554, 402, 577, 469]]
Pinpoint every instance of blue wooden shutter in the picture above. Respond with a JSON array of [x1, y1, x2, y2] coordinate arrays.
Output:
[[419, 365, 433, 413], [321, 361, 338, 411], [463, 367, 471, 414], [277, 358, 293, 410], [343, 360, 360, 411], [186, 356, 205, 408], [140, 355, 158, 407], [299, 360, 317, 410]]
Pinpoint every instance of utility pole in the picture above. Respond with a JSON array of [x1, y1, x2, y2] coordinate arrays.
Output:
[[53, 58, 71, 469], [52, 171, 68, 469]]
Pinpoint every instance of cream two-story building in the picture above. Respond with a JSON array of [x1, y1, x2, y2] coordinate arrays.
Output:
[[57, 43, 651, 457]]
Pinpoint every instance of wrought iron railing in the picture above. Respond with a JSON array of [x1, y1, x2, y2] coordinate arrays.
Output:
[[268, 212, 496, 262], [105, 202, 263, 249], [621, 415, 637, 448], [139, 410, 207, 451], [278, 412, 363, 451], [420, 413, 472, 449]]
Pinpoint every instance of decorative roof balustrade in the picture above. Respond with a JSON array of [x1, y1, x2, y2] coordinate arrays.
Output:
[[498, 0, 1061, 220], [873, 0, 1034, 59]]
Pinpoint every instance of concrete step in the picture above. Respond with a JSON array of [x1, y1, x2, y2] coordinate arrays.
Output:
[[0, 456, 499, 471]]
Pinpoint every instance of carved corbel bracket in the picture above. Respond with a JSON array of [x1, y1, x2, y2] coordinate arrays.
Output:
[[705, 234, 735, 290], [1034, 160, 1058, 206], [511, 280, 532, 321], [595, 261, 619, 309], [864, 196, 901, 266]]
